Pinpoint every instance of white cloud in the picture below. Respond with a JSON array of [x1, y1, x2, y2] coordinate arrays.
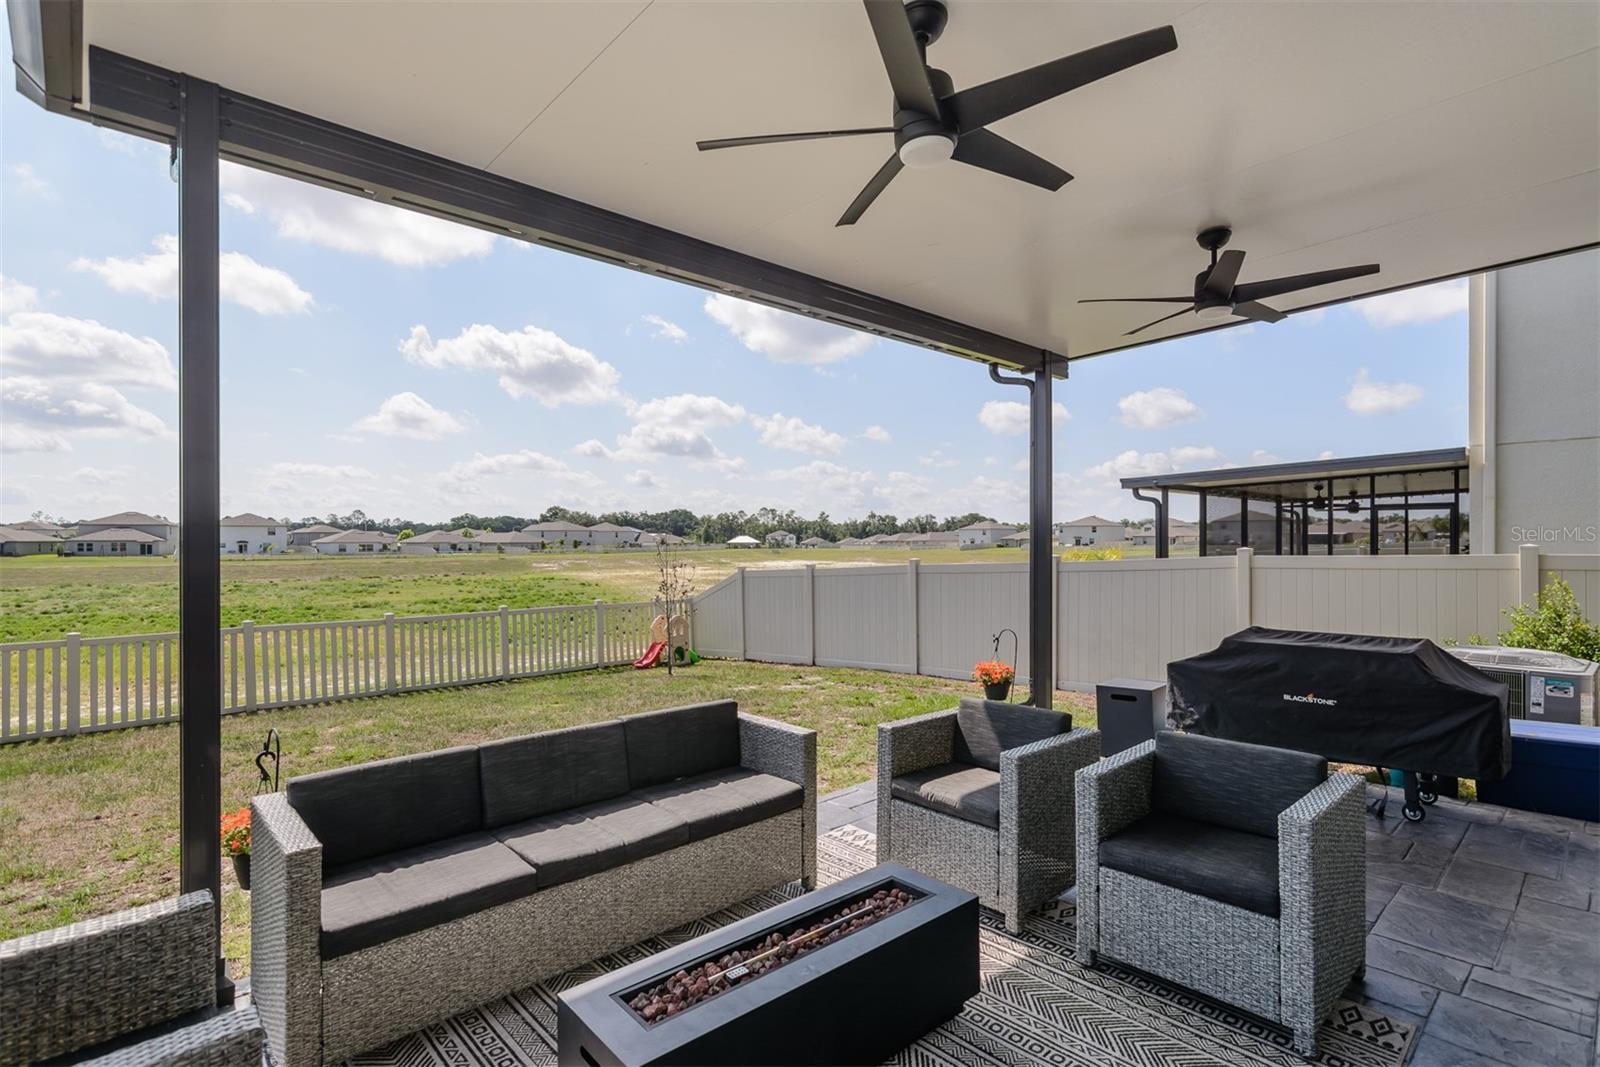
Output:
[[581, 393, 747, 470], [443, 449, 575, 481], [977, 399, 1069, 436], [265, 461, 373, 482], [1117, 387, 1200, 430], [751, 412, 845, 456], [1, 423, 70, 453], [72, 235, 314, 315], [1249, 449, 1284, 465], [351, 392, 465, 440], [221, 163, 496, 267], [0, 376, 170, 446], [1344, 369, 1424, 415], [1318, 450, 1336, 460], [1352, 278, 1468, 328], [627, 469, 663, 490], [704, 294, 874, 365], [1085, 445, 1224, 481], [98, 129, 164, 158], [0, 275, 39, 314], [7, 163, 50, 197], [642, 314, 687, 344], [769, 460, 875, 511], [918, 449, 958, 469], [401, 323, 622, 407], [1, 311, 177, 390], [862, 424, 892, 443]]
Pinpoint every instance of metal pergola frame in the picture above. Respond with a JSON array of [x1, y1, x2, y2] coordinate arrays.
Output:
[[10, 19, 1065, 995]]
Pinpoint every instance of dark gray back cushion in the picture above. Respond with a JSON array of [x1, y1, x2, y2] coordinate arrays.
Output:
[[1153, 730, 1327, 838], [287, 746, 481, 867], [954, 698, 1073, 771], [624, 701, 740, 789], [478, 720, 630, 827]]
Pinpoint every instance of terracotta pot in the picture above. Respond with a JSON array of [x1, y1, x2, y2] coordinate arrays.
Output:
[[983, 680, 1012, 701], [231, 852, 251, 891]]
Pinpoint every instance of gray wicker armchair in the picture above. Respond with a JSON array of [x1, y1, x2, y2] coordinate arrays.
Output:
[[0, 891, 264, 1066], [877, 699, 1100, 932], [1075, 731, 1365, 1057]]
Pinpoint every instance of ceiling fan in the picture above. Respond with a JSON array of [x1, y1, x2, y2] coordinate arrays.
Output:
[[1081, 227, 1381, 336], [695, 0, 1178, 226]]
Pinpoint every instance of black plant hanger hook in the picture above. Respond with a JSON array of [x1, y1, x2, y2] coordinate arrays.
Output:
[[992, 628, 1019, 678], [255, 728, 281, 794]]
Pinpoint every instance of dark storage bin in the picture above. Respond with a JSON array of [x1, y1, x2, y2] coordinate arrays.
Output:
[[1477, 721, 1600, 822], [1096, 679, 1167, 757]]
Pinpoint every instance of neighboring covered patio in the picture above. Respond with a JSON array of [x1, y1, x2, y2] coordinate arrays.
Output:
[[6, 1, 1598, 1064]]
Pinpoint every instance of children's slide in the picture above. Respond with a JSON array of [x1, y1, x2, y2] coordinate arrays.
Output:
[[633, 641, 667, 669]]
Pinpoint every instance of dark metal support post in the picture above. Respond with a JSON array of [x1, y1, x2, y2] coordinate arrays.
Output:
[[1158, 488, 1170, 559], [1131, 489, 1164, 559], [1450, 470, 1462, 554], [176, 74, 225, 999], [1197, 491, 1208, 556], [1369, 475, 1379, 555], [988, 359, 1058, 708]]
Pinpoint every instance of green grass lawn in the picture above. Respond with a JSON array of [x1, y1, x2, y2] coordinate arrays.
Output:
[[0, 544, 1159, 643], [0, 659, 1095, 972]]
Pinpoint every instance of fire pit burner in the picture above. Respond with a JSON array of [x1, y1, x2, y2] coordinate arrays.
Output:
[[625, 887, 917, 1024]]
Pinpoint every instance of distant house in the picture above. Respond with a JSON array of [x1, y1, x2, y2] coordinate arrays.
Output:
[[398, 529, 489, 554], [1057, 515, 1127, 547], [475, 530, 541, 553], [765, 530, 797, 548], [588, 522, 642, 547], [11, 519, 70, 536], [636, 532, 686, 547], [522, 520, 592, 547], [799, 536, 834, 548], [288, 523, 342, 549], [220, 513, 287, 555], [999, 531, 1030, 547], [311, 530, 396, 554], [837, 537, 866, 547], [958, 521, 1018, 549], [862, 533, 895, 547], [64, 528, 167, 557], [727, 535, 760, 548], [0, 525, 63, 556], [74, 511, 177, 555]]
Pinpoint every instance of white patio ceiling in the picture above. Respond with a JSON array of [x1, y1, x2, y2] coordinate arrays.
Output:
[[83, 1, 1599, 361]]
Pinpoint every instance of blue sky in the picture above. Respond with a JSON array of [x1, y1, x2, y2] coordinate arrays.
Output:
[[0, 46, 1469, 527]]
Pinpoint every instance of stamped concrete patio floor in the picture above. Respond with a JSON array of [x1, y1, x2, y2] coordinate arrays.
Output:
[[823, 781, 1600, 1067]]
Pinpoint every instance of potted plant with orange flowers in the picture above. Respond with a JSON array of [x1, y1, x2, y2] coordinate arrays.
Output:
[[973, 659, 1015, 701], [221, 805, 252, 890]]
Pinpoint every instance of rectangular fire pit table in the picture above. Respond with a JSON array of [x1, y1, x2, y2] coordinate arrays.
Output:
[[557, 863, 978, 1066]]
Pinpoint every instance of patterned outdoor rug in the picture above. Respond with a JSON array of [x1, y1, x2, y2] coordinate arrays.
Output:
[[350, 827, 1414, 1067]]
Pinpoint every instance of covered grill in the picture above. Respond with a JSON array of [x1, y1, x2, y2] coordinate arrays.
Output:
[[1168, 627, 1510, 821]]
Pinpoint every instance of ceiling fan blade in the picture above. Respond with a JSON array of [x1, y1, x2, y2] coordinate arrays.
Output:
[[951, 128, 1072, 190], [1200, 249, 1246, 299], [1078, 296, 1194, 304], [1233, 300, 1287, 324], [697, 128, 895, 151], [1125, 306, 1195, 336], [836, 154, 904, 226], [862, 0, 941, 116], [1232, 263, 1380, 303], [947, 25, 1178, 132]]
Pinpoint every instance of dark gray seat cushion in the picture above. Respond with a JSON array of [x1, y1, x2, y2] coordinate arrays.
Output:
[[1100, 813, 1281, 917], [1153, 730, 1327, 838], [319, 833, 538, 958], [954, 698, 1073, 771], [288, 746, 482, 868], [636, 769, 804, 842], [891, 762, 1002, 829], [478, 720, 630, 828], [494, 796, 690, 889], [623, 701, 741, 789]]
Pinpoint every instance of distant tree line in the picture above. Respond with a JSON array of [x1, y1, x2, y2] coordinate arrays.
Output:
[[280, 507, 998, 544]]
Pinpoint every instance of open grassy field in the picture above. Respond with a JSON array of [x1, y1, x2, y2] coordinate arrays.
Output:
[[0, 659, 1095, 970], [0, 544, 1156, 643]]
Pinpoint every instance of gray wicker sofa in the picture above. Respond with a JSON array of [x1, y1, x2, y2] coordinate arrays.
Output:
[[1075, 730, 1365, 1057], [877, 699, 1101, 931], [0, 891, 264, 1066], [251, 700, 816, 1066]]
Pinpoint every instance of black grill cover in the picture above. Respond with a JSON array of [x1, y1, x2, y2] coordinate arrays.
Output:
[[1168, 627, 1511, 782]]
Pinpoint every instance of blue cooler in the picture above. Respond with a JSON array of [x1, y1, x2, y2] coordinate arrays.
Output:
[[1477, 720, 1600, 822]]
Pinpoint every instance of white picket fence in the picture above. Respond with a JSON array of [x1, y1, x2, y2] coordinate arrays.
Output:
[[691, 547, 1598, 692], [0, 601, 656, 743]]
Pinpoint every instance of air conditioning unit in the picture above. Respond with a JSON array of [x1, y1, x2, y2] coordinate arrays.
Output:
[[1447, 646, 1597, 726]]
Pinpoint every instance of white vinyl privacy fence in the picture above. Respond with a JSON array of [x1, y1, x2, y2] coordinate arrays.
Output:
[[0, 601, 656, 744], [693, 547, 1598, 692]]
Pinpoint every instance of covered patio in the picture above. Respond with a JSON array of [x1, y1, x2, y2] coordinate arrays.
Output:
[[6, 1, 1598, 1064]]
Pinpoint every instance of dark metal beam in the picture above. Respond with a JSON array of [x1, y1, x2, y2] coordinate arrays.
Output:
[[176, 73, 225, 998], [1027, 359, 1059, 707], [6, 0, 80, 113], [84, 47, 1056, 374]]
